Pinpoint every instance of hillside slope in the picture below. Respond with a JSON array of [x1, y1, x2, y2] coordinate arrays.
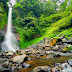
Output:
[[22, 6, 72, 48]]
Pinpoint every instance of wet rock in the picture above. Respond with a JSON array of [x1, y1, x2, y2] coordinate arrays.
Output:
[[52, 45, 60, 51], [36, 51, 42, 54], [62, 38, 68, 42], [67, 59, 72, 66], [59, 63, 71, 69], [14, 64, 19, 67], [2, 52, 6, 56], [0, 58, 3, 62], [67, 38, 72, 44], [31, 66, 51, 72], [8, 62, 12, 69], [0, 64, 4, 72], [0, 34, 4, 52], [62, 68, 72, 72], [27, 57, 34, 61], [43, 37, 50, 43], [45, 44, 50, 47], [22, 63, 31, 68], [44, 55, 53, 59], [53, 54, 61, 57], [26, 52, 33, 55], [3, 68, 10, 72], [21, 50, 26, 54], [57, 39, 63, 45], [12, 54, 26, 63], [53, 63, 61, 66], [1, 59, 8, 63], [39, 54, 45, 56], [45, 51, 53, 55], [6, 52, 14, 56], [44, 47, 51, 51], [11, 66, 16, 71], [51, 66, 61, 72], [17, 66, 22, 70], [15, 50, 21, 54], [4, 60, 9, 68], [63, 43, 68, 47]]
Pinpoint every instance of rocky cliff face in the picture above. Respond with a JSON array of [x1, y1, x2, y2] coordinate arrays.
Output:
[[0, 25, 20, 52], [0, 33, 4, 51]]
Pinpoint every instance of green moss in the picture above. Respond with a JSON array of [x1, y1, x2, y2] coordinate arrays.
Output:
[[63, 45, 72, 52]]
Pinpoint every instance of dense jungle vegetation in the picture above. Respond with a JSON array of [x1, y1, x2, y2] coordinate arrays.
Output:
[[0, 0, 72, 48]]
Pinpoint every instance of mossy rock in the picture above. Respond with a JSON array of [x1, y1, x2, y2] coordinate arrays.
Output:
[[63, 45, 72, 52], [49, 38, 57, 46]]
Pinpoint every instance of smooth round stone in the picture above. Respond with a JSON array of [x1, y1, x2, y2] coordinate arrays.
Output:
[[22, 63, 31, 68], [67, 59, 72, 66]]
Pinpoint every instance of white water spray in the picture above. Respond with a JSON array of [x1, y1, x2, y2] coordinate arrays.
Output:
[[1, 0, 20, 52]]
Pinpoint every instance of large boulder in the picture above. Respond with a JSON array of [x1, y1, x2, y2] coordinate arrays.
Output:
[[12, 54, 26, 63], [49, 38, 57, 46], [67, 59, 72, 66], [59, 63, 71, 69]]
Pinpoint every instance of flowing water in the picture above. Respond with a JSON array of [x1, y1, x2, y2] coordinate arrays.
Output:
[[1, 0, 20, 52]]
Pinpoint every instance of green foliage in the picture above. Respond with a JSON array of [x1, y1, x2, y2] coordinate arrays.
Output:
[[0, 0, 72, 48], [0, 13, 7, 29], [63, 45, 72, 52], [0, 0, 8, 29]]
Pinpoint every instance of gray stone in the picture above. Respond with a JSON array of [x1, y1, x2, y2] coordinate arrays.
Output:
[[62, 68, 72, 72], [45, 51, 53, 55], [6, 52, 14, 56], [31, 66, 51, 72], [0, 64, 4, 72], [67, 59, 72, 66], [67, 38, 72, 44], [51, 66, 61, 72], [27, 57, 34, 61], [17, 66, 22, 70], [11, 66, 16, 71], [44, 55, 53, 59], [22, 63, 31, 68], [52, 45, 60, 51], [12, 54, 26, 63], [68, 38, 72, 42], [4, 60, 9, 68], [53, 54, 61, 57], [59, 63, 71, 69], [3, 68, 10, 72], [62, 38, 68, 42]]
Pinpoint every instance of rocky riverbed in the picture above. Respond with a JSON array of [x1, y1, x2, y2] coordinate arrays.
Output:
[[0, 37, 72, 72]]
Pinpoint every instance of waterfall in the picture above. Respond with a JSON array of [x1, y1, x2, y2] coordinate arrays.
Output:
[[1, 0, 20, 52]]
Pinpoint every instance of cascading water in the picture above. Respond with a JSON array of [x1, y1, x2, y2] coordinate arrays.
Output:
[[1, 0, 20, 52]]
